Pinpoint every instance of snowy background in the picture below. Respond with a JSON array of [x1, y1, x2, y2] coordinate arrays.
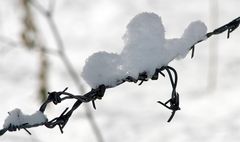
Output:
[[0, 0, 240, 142]]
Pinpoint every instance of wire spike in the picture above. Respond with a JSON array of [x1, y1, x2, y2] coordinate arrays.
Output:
[[138, 80, 144, 86], [92, 100, 96, 110], [62, 87, 68, 92], [160, 71, 165, 77], [167, 111, 176, 122], [191, 46, 195, 58], [157, 101, 171, 110], [60, 108, 69, 116], [58, 125, 64, 134], [0, 128, 8, 136], [23, 128, 32, 135], [227, 29, 230, 39]]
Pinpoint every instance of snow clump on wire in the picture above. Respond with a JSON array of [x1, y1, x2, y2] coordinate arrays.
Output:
[[3, 108, 47, 129], [81, 12, 207, 89]]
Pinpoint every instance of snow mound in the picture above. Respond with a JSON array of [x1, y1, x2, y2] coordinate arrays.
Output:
[[121, 12, 165, 78], [82, 52, 126, 88], [82, 12, 207, 89], [178, 21, 207, 58], [3, 108, 47, 129]]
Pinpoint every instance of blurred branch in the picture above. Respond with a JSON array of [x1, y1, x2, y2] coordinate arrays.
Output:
[[39, 46, 48, 101], [28, 0, 104, 142], [48, 17, 85, 92], [21, 0, 37, 49], [28, 0, 85, 94], [21, 0, 49, 101]]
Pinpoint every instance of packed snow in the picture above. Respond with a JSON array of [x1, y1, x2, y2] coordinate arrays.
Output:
[[166, 21, 207, 60], [82, 12, 207, 89], [81, 51, 125, 88], [3, 108, 47, 129]]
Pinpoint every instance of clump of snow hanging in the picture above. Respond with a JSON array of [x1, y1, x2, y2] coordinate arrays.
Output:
[[3, 108, 47, 129], [81, 12, 207, 89], [182, 21, 207, 43], [165, 21, 207, 60], [81, 52, 125, 88], [177, 21, 207, 58]]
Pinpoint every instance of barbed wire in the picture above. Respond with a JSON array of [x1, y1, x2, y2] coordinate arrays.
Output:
[[28, 0, 104, 142], [190, 16, 240, 58], [0, 16, 239, 136]]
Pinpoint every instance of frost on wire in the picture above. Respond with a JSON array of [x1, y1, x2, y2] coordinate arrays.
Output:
[[82, 12, 207, 89]]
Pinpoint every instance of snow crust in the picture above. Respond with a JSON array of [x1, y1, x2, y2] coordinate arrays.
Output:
[[82, 12, 207, 88], [3, 108, 47, 128]]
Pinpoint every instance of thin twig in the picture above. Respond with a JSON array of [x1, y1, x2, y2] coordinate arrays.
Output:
[[28, 1, 104, 142]]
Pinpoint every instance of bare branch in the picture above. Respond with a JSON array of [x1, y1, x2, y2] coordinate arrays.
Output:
[[28, 0, 104, 142]]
